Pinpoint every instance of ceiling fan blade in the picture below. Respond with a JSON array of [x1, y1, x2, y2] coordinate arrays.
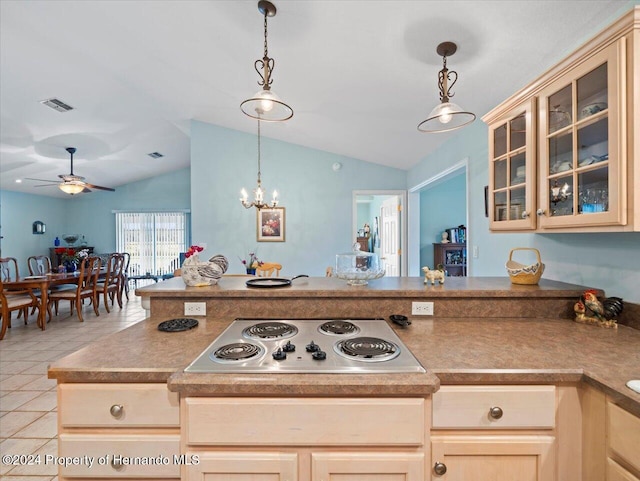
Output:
[[82, 187, 92, 193], [25, 177, 59, 183], [83, 182, 115, 192], [33, 183, 58, 187]]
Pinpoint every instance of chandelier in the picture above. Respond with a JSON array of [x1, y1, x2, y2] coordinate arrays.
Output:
[[240, 0, 293, 122], [418, 41, 476, 133], [240, 119, 279, 210]]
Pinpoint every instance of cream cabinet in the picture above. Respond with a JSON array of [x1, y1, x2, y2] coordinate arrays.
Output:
[[607, 401, 640, 480], [57, 383, 180, 480], [182, 397, 427, 481], [430, 385, 557, 481], [483, 6, 639, 232]]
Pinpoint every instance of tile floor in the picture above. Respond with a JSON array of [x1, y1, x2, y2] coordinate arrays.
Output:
[[1, 294, 147, 480]]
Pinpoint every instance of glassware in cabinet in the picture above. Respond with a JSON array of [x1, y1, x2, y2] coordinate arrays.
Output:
[[488, 98, 537, 230], [538, 38, 625, 228]]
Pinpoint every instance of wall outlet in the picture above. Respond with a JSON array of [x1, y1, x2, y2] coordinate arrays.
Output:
[[184, 302, 206, 316], [473, 245, 479, 258], [411, 301, 434, 316]]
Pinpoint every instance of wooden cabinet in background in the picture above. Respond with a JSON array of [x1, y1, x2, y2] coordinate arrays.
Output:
[[356, 236, 370, 252], [50, 246, 94, 268], [433, 243, 467, 277]]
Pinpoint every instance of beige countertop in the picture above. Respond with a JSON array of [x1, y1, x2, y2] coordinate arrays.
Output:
[[48, 314, 640, 415], [136, 276, 602, 299]]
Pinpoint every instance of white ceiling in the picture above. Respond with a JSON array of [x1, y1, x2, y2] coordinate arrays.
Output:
[[0, 0, 630, 198]]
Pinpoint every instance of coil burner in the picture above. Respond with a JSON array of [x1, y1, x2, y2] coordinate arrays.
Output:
[[242, 322, 298, 340], [210, 342, 265, 363], [318, 320, 360, 336], [334, 337, 400, 363]]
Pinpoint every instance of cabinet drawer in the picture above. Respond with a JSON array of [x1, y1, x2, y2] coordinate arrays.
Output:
[[59, 383, 179, 427], [608, 402, 640, 474], [58, 433, 180, 477], [185, 397, 425, 446], [432, 385, 556, 429]]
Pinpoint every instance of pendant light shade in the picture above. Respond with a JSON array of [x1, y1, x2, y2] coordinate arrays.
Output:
[[240, 1, 293, 122], [418, 42, 475, 133]]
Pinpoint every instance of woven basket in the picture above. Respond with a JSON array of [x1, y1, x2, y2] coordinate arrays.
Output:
[[505, 248, 544, 285]]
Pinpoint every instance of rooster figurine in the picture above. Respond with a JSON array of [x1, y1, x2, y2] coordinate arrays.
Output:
[[574, 290, 623, 329]]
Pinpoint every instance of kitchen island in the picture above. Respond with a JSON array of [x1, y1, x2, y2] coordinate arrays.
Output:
[[48, 277, 640, 481]]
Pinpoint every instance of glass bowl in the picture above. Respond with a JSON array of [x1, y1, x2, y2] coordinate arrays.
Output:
[[335, 242, 385, 286], [62, 234, 80, 246]]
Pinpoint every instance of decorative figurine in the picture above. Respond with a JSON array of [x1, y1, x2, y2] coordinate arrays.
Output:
[[441, 231, 450, 243], [573, 289, 623, 329], [422, 266, 445, 285], [363, 223, 371, 238]]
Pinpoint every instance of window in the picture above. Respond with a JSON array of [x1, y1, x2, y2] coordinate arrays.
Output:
[[115, 212, 188, 276]]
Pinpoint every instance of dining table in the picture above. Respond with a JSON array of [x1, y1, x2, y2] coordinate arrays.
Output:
[[4, 271, 87, 330]]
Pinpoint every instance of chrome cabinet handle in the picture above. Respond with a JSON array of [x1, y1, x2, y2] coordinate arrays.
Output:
[[536, 208, 546, 216], [111, 458, 124, 470], [521, 211, 529, 218], [489, 406, 504, 419], [434, 462, 447, 475], [110, 404, 123, 418]]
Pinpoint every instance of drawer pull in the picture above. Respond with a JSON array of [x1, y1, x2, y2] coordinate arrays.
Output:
[[433, 462, 447, 476], [489, 406, 504, 419], [110, 404, 124, 418], [111, 458, 124, 471]]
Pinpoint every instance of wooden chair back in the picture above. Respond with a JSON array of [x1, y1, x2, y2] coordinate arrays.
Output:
[[81, 256, 102, 291], [0, 257, 19, 281], [28, 255, 53, 276], [0, 276, 38, 340], [256, 262, 282, 277]]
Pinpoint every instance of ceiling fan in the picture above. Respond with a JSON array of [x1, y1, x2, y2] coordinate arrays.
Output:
[[26, 147, 115, 195]]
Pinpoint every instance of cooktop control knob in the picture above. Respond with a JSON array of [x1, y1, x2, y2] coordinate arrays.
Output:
[[282, 341, 296, 352], [272, 348, 286, 360], [312, 350, 327, 360], [306, 341, 319, 352]]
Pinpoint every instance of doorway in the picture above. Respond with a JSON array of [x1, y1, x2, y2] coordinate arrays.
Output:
[[352, 190, 407, 277], [407, 159, 469, 276]]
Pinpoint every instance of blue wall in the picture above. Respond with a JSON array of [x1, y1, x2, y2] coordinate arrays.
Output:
[[190, 121, 407, 275], [0, 168, 191, 266], [407, 120, 640, 303], [419, 173, 467, 268]]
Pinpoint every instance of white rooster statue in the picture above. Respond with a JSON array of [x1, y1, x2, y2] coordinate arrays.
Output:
[[181, 246, 228, 287]]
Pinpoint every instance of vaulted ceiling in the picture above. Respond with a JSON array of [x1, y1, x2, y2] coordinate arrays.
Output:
[[0, 0, 629, 197]]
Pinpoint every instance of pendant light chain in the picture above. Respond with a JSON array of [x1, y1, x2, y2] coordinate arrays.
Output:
[[263, 10, 269, 60], [256, 119, 262, 185]]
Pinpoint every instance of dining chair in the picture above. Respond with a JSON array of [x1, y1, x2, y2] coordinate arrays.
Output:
[[120, 252, 131, 300], [27, 255, 53, 275], [256, 262, 282, 277], [0, 256, 33, 325], [96, 253, 124, 313], [48, 256, 101, 322], [0, 276, 38, 340]]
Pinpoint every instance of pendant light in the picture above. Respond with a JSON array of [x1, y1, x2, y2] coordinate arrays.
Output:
[[240, 1, 293, 122], [418, 41, 476, 133], [240, 119, 279, 210]]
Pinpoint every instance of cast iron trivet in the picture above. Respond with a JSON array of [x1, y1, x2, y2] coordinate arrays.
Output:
[[158, 318, 199, 332]]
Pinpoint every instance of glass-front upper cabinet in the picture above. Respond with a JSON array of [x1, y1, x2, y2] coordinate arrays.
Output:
[[537, 38, 626, 229], [488, 98, 537, 230]]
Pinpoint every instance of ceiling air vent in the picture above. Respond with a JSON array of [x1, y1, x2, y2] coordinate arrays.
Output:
[[147, 152, 164, 159], [40, 98, 74, 112]]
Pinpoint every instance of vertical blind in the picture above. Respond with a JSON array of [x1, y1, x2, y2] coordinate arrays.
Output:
[[115, 212, 188, 276]]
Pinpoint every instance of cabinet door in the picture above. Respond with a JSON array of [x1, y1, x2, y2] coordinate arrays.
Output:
[[430, 435, 555, 481], [608, 458, 640, 481], [312, 452, 424, 481], [488, 98, 537, 230], [186, 452, 297, 481], [537, 38, 625, 228]]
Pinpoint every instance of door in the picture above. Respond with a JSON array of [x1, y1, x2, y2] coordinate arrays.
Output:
[[312, 452, 424, 481], [431, 435, 555, 481], [381, 196, 400, 276], [186, 452, 298, 480]]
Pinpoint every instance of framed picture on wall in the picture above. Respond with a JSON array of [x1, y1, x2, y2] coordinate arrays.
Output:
[[257, 207, 285, 242]]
